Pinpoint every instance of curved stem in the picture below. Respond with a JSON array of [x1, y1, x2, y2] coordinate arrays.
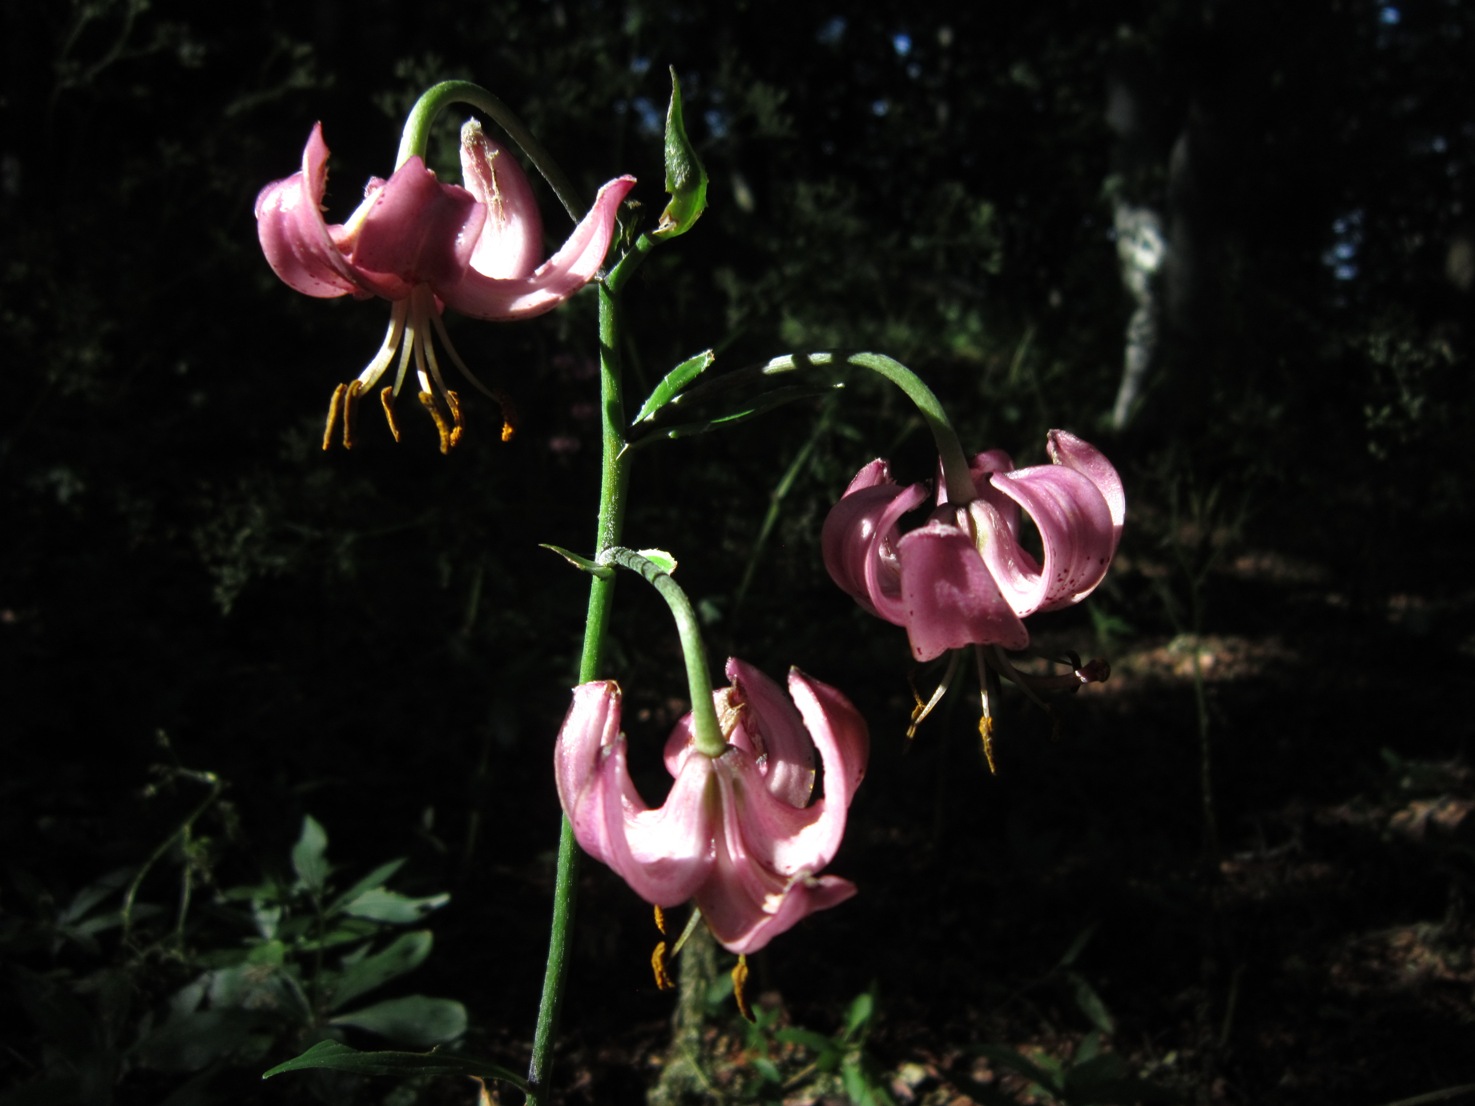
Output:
[[395, 80, 583, 223], [740, 352, 974, 504], [599, 548, 725, 757]]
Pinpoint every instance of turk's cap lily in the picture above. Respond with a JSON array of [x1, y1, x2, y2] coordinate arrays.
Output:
[[255, 122, 635, 319], [254, 122, 635, 449], [822, 430, 1125, 661], [554, 659, 869, 954]]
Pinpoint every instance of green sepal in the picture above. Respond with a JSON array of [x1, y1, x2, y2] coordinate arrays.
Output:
[[632, 349, 716, 424], [653, 67, 708, 239], [262, 1039, 528, 1090]]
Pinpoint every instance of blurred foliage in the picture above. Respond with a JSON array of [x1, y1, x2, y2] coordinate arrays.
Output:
[[1, 802, 461, 1105]]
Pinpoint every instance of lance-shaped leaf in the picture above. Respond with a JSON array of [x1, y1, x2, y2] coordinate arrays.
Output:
[[262, 1040, 527, 1090], [653, 67, 708, 239], [633, 349, 715, 424]]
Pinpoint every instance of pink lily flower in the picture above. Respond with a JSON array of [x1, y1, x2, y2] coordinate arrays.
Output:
[[255, 120, 635, 451], [554, 659, 869, 955], [823, 429, 1125, 662]]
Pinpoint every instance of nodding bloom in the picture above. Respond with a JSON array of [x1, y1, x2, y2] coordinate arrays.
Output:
[[255, 120, 635, 452], [554, 659, 869, 955], [823, 430, 1125, 662]]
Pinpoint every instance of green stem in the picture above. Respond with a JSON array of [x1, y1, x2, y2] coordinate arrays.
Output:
[[599, 548, 725, 757], [526, 264, 649, 1103], [648, 350, 974, 504], [395, 81, 582, 223]]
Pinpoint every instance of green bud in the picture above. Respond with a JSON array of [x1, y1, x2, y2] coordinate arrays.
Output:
[[654, 67, 708, 239]]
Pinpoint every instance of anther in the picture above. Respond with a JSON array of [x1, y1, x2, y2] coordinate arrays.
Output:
[[341, 380, 363, 449], [445, 389, 465, 450], [651, 940, 675, 991], [379, 386, 402, 442], [322, 383, 348, 451], [418, 391, 455, 454], [731, 955, 754, 1022], [979, 713, 997, 775]]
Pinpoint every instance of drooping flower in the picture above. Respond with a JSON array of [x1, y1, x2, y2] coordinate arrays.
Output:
[[554, 659, 869, 955], [823, 429, 1125, 662], [255, 120, 635, 451]]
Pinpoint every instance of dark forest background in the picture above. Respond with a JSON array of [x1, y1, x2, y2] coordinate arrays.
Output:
[[2, 1, 1472, 1104]]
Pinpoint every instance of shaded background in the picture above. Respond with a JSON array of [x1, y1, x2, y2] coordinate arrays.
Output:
[[2, 0, 1472, 1103]]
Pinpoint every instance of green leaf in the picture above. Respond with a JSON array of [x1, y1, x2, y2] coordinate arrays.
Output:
[[329, 930, 433, 1010], [291, 816, 329, 895], [632, 349, 715, 424], [342, 888, 449, 925], [325, 859, 407, 916], [653, 67, 708, 239], [972, 1044, 1061, 1094], [638, 383, 842, 444], [330, 995, 467, 1048], [261, 1040, 527, 1090], [1066, 970, 1116, 1036], [845, 990, 876, 1036], [1056, 923, 1098, 969]]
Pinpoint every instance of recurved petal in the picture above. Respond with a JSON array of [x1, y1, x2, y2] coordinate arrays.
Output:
[[986, 462, 1116, 612], [725, 658, 815, 807], [553, 681, 625, 867], [437, 175, 636, 320], [698, 765, 858, 954], [597, 740, 717, 906], [254, 123, 363, 298], [821, 460, 928, 625], [345, 157, 485, 300], [896, 517, 1030, 657], [459, 120, 545, 279], [1047, 429, 1126, 553]]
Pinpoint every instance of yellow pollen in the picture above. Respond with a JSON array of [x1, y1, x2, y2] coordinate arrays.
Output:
[[651, 941, 675, 991], [732, 955, 754, 1022], [379, 386, 402, 442]]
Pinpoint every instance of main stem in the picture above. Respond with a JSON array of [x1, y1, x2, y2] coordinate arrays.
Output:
[[525, 275, 632, 1105]]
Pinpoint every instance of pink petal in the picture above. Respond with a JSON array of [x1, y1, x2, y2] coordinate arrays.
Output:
[[598, 743, 716, 905], [725, 658, 815, 807], [254, 123, 364, 298], [553, 681, 626, 867], [1047, 429, 1125, 553], [821, 460, 928, 625], [697, 763, 858, 954], [459, 121, 545, 279], [554, 681, 714, 905], [895, 517, 1030, 657], [345, 157, 484, 300], [985, 463, 1116, 612], [437, 175, 636, 320]]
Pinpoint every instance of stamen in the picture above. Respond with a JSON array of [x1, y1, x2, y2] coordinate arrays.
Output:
[[341, 380, 363, 449], [732, 955, 754, 1022], [653, 904, 668, 935], [417, 392, 454, 454], [445, 389, 465, 450], [322, 383, 348, 452], [978, 712, 997, 775], [651, 941, 675, 991], [379, 386, 402, 442], [906, 651, 961, 740]]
